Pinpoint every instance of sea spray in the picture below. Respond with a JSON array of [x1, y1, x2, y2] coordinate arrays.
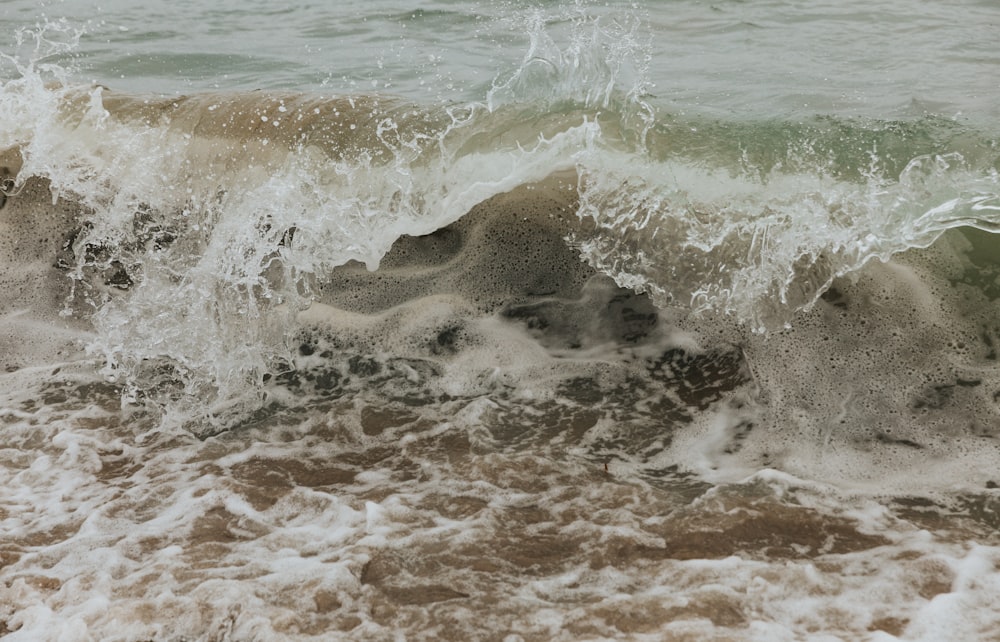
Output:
[[0, 7, 667, 429], [3, 2, 1000, 640], [0, 2, 998, 463], [573, 145, 1000, 331]]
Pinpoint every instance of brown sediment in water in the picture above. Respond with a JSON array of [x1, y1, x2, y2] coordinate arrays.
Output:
[[0, 146, 22, 178], [583, 590, 748, 633], [49, 88, 443, 166], [868, 616, 909, 636], [2, 393, 992, 641], [231, 456, 356, 489], [3, 89, 1000, 641], [892, 492, 1000, 542]]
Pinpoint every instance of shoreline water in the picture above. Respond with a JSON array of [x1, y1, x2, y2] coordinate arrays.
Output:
[[3, 2, 1000, 639]]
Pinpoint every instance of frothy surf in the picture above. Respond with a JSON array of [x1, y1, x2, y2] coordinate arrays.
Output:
[[2, 5, 1000, 641]]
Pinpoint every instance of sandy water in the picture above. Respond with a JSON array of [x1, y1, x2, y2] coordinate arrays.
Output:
[[2, 1, 1000, 640]]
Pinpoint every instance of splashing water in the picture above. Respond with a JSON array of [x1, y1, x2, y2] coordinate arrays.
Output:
[[2, 2, 1000, 640]]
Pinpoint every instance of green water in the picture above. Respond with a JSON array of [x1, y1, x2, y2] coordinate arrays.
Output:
[[4, 0, 998, 126]]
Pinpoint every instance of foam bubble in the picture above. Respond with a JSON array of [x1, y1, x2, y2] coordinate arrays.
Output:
[[5, 9, 1000, 641], [667, 228, 1000, 491], [0, 163, 92, 371]]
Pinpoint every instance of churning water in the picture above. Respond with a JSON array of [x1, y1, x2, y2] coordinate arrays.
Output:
[[2, 1, 1000, 640]]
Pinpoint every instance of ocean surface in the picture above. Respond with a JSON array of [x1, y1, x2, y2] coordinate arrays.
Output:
[[2, 1, 1000, 640]]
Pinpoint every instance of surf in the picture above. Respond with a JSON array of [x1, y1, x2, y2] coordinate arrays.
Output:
[[3, 4, 1000, 640], [0, 80, 997, 491]]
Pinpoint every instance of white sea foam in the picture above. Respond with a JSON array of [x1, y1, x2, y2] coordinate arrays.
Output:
[[3, 5, 1000, 641]]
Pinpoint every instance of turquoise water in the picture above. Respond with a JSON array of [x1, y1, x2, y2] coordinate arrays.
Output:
[[2, 1, 1000, 640]]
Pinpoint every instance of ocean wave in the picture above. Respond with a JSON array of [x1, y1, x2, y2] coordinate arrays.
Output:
[[5, 6, 1000, 641], [0, 72, 998, 433]]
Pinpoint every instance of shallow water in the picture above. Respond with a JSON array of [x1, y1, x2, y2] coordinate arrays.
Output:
[[2, 1, 1000, 640]]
